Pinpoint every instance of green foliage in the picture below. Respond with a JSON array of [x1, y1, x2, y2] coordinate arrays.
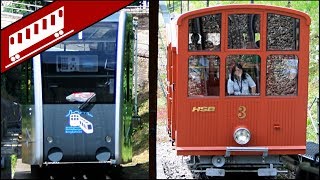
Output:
[[2, 1, 45, 15], [11, 154, 17, 177], [131, 0, 143, 6], [132, 120, 149, 156], [121, 13, 135, 163], [1, 61, 32, 104]]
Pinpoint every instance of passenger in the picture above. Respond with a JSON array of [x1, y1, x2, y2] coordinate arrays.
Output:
[[227, 63, 256, 95], [189, 33, 201, 50]]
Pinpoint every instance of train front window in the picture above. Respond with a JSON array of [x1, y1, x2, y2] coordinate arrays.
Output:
[[188, 55, 220, 97], [266, 55, 298, 96], [267, 14, 299, 51], [226, 55, 261, 96], [228, 14, 260, 49], [188, 14, 221, 51], [42, 22, 118, 104]]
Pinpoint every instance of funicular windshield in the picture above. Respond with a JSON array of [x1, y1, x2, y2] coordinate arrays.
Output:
[[226, 14, 261, 96], [187, 11, 300, 97], [188, 14, 221, 97], [41, 22, 118, 104]]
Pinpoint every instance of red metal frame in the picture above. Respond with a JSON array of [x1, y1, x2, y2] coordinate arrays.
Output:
[[166, 4, 311, 156]]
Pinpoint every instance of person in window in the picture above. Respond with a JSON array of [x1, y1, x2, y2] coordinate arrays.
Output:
[[189, 33, 201, 50], [227, 63, 256, 95]]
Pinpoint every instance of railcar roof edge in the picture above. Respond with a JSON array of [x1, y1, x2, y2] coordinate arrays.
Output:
[[176, 4, 311, 26]]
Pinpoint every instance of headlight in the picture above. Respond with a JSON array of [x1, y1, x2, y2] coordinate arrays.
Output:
[[233, 128, 250, 145]]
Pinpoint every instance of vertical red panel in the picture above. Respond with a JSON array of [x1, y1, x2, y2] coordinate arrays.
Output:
[[18, 33, 22, 43], [43, 19, 47, 29], [26, 28, 30, 39], [51, 14, 55, 25], [34, 24, 39, 34]]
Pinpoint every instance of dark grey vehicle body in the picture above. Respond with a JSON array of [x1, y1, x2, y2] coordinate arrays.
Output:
[[21, 11, 134, 166]]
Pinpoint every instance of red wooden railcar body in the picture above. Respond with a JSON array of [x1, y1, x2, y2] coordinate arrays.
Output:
[[166, 4, 311, 158]]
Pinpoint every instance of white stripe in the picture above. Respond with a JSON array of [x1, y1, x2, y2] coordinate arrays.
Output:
[[5, 29, 74, 69], [33, 54, 43, 164], [115, 11, 126, 164]]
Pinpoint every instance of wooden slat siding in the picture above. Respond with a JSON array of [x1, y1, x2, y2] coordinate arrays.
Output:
[[225, 100, 260, 146], [186, 100, 221, 146], [267, 99, 299, 146], [178, 98, 304, 150], [171, 47, 177, 141]]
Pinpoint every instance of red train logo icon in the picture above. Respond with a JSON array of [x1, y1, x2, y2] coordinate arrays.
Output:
[[6, 6, 74, 69]]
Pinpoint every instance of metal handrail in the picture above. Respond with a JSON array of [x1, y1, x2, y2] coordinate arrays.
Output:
[[2, 6, 34, 12], [124, 5, 149, 13], [9, 1, 42, 8], [126, 5, 149, 9]]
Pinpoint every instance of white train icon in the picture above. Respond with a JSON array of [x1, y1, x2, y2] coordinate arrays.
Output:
[[8, 6, 65, 62], [69, 113, 93, 134]]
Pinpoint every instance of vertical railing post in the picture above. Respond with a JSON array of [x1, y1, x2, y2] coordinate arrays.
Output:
[[187, 0, 189, 11], [143, 0, 147, 9], [133, 17, 139, 118], [173, 0, 174, 12]]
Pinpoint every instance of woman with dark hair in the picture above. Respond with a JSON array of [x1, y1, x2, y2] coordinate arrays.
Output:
[[227, 63, 256, 95]]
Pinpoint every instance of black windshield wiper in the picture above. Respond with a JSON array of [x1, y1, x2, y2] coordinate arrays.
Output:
[[78, 93, 96, 112]]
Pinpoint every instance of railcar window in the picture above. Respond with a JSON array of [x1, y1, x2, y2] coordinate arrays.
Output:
[[42, 22, 118, 104], [188, 14, 221, 51], [266, 55, 298, 96], [267, 14, 300, 50], [228, 14, 260, 49], [188, 55, 220, 96], [226, 55, 261, 96]]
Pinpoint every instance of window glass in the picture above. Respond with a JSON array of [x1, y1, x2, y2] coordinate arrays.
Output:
[[267, 14, 299, 50], [188, 55, 220, 96], [266, 55, 298, 96], [226, 55, 261, 96], [188, 14, 221, 51], [42, 22, 118, 104], [228, 14, 260, 49]]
